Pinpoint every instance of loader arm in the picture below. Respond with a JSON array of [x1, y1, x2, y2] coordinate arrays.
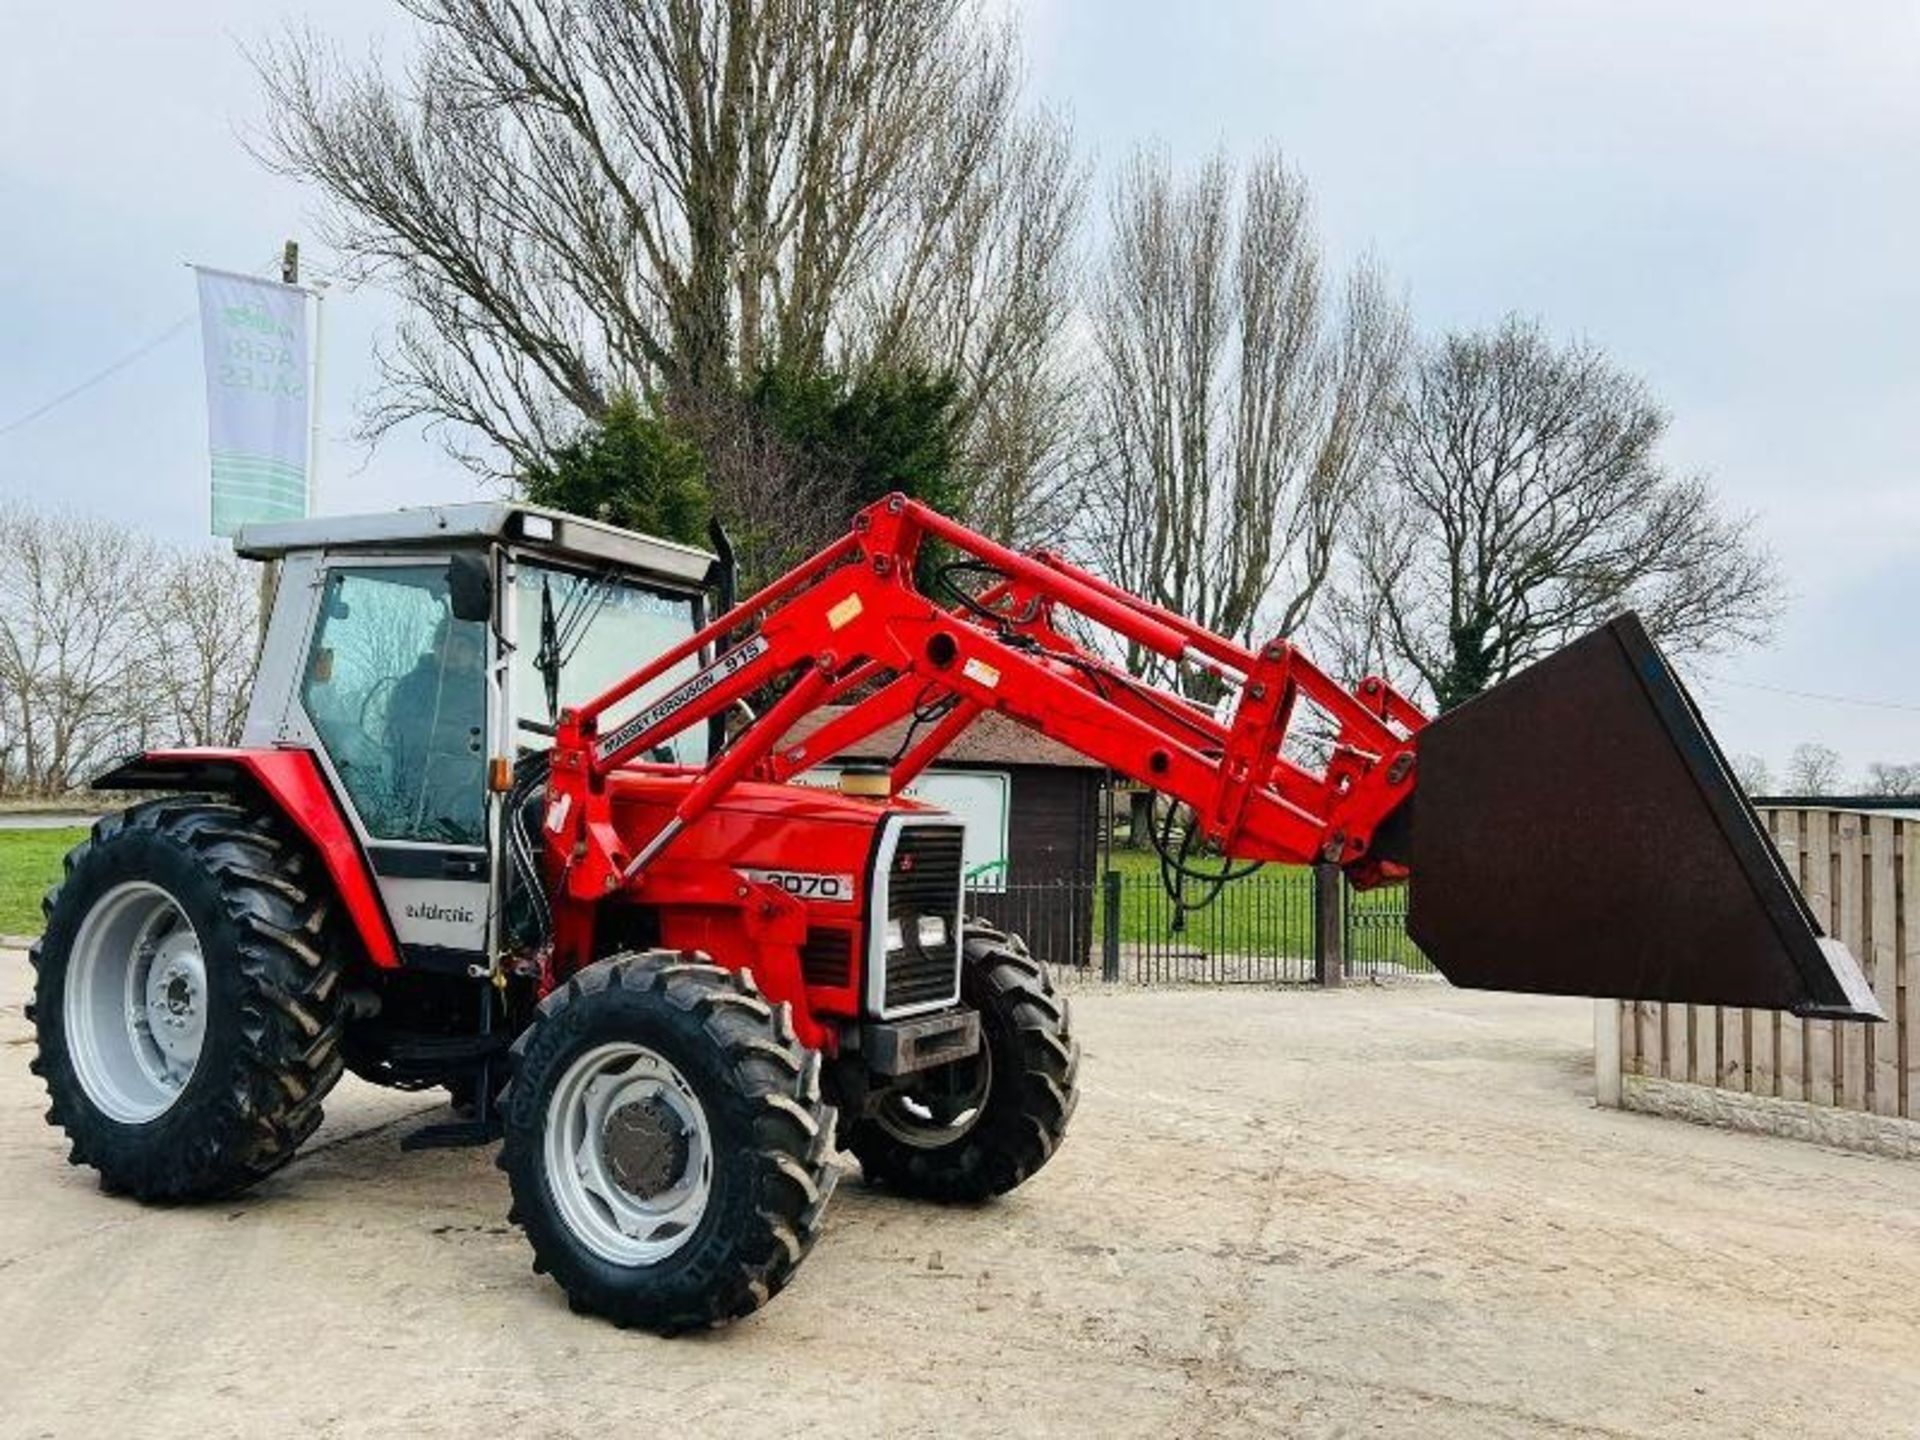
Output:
[[549, 495, 1419, 888], [545, 492, 1880, 1022]]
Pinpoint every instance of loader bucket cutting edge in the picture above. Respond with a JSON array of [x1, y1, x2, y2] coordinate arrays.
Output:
[[1398, 614, 1882, 1021]]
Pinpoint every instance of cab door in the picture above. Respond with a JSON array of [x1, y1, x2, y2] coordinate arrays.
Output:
[[295, 558, 496, 970]]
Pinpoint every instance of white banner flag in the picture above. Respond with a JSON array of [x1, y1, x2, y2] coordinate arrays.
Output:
[[194, 266, 311, 535]]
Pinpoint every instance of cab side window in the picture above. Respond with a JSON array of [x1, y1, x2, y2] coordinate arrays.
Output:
[[300, 564, 487, 845]]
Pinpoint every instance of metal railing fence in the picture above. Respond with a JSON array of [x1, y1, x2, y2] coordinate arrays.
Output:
[[964, 867, 1429, 986]]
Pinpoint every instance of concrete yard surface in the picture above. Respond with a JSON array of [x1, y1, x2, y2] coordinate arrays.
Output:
[[3, 952, 1917, 1439]]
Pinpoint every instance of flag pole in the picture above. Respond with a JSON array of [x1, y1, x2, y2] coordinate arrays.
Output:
[[309, 282, 325, 517], [281, 239, 322, 517]]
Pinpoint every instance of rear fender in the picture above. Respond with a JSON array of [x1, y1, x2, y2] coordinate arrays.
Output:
[[93, 747, 401, 969]]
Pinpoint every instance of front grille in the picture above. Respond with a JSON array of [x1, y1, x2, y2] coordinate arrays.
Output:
[[881, 824, 963, 1013], [800, 927, 853, 989]]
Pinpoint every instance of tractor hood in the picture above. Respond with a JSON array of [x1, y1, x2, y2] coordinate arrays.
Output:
[[601, 771, 939, 886]]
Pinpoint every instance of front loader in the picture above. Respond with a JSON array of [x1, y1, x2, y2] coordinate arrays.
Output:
[[26, 495, 1877, 1331]]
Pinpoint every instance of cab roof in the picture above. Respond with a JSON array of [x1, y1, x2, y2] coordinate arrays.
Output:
[[232, 501, 715, 589]]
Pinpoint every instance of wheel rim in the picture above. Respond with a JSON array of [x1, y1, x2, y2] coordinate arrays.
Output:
[[873, 1040, 993, 1150], [63, 881, 208, 1123], [544, 1042, 714, 1267]]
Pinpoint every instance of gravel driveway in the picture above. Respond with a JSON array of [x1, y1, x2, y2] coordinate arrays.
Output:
[[3, 953, 1916, 1438]]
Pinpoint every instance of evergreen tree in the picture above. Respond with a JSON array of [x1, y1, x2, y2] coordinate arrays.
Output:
[[521, 394, 708, 546]]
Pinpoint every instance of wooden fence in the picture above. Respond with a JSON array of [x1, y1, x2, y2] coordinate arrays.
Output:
[[1601, 806, 1916, 1140]]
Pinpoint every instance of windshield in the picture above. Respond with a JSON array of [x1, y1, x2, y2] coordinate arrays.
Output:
[[512, 559, 709, 766]]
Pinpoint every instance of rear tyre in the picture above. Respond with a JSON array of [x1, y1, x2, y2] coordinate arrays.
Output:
[[849, 925, 1079, 1202], [29, 797, 347, 1200], [500, 952, 838, 1332]]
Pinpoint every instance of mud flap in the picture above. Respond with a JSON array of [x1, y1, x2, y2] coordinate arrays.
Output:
[[1393, 614, 1881, 1020]]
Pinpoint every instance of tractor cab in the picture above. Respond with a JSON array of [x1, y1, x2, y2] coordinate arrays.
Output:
[[235, 502, 721, 971]]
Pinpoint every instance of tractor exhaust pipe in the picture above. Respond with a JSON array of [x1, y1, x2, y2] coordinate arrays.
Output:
[[1375, 614, 1881, 1021]]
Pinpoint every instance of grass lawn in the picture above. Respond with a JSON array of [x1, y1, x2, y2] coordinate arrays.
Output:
[[1102, 848, 1312, 951], [1087, 847, 1424, 968], [0, 828, 86, 937]]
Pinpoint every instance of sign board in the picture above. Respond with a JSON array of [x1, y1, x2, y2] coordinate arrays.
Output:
[[193, 266, 311, 535], [802, 768, 1012, 891]]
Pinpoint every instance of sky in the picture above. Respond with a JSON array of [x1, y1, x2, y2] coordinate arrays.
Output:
[[0, 0, 1915, 781]]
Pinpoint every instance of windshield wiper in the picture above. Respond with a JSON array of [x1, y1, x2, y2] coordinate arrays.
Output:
[[535, 574, 561, 722], [534, 567, 620, 727]]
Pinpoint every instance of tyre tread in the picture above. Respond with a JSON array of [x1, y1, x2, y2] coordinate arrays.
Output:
[[848, 925, 1079, 1203], [499, 950, 839, 1332], [30, 795, 349, 1200]]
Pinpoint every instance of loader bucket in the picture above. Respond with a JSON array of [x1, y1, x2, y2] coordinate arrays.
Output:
[[1397, 614, 1881, 1020]]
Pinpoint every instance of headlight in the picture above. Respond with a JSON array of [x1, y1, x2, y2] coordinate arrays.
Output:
[[916, 915, 948, 949], [884, 918, 904, 952]]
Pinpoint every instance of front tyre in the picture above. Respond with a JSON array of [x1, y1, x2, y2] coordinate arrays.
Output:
[[500, 952, 838, 1332], [849, 926, 1079, 1202], [29, 798, 347, 1199]]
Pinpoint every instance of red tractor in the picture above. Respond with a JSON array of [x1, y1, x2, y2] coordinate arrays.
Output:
[[27, 495, 1876, 1331]]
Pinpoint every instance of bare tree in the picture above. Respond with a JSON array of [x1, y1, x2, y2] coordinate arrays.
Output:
[[0, 504, 264, 797], [1783, 742, 1843, 796], [1076, 149, 1405, 694], [1727, 752, 1773, 796], [668, 383, 822, 590], [253, 0, 1082, 516], [1862, 760, 1920, 796], [0, 504, 157, 795], [1344, 316, 1782, 710], [141, 550, 262, 749], [845, 101, 1086, 546]]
